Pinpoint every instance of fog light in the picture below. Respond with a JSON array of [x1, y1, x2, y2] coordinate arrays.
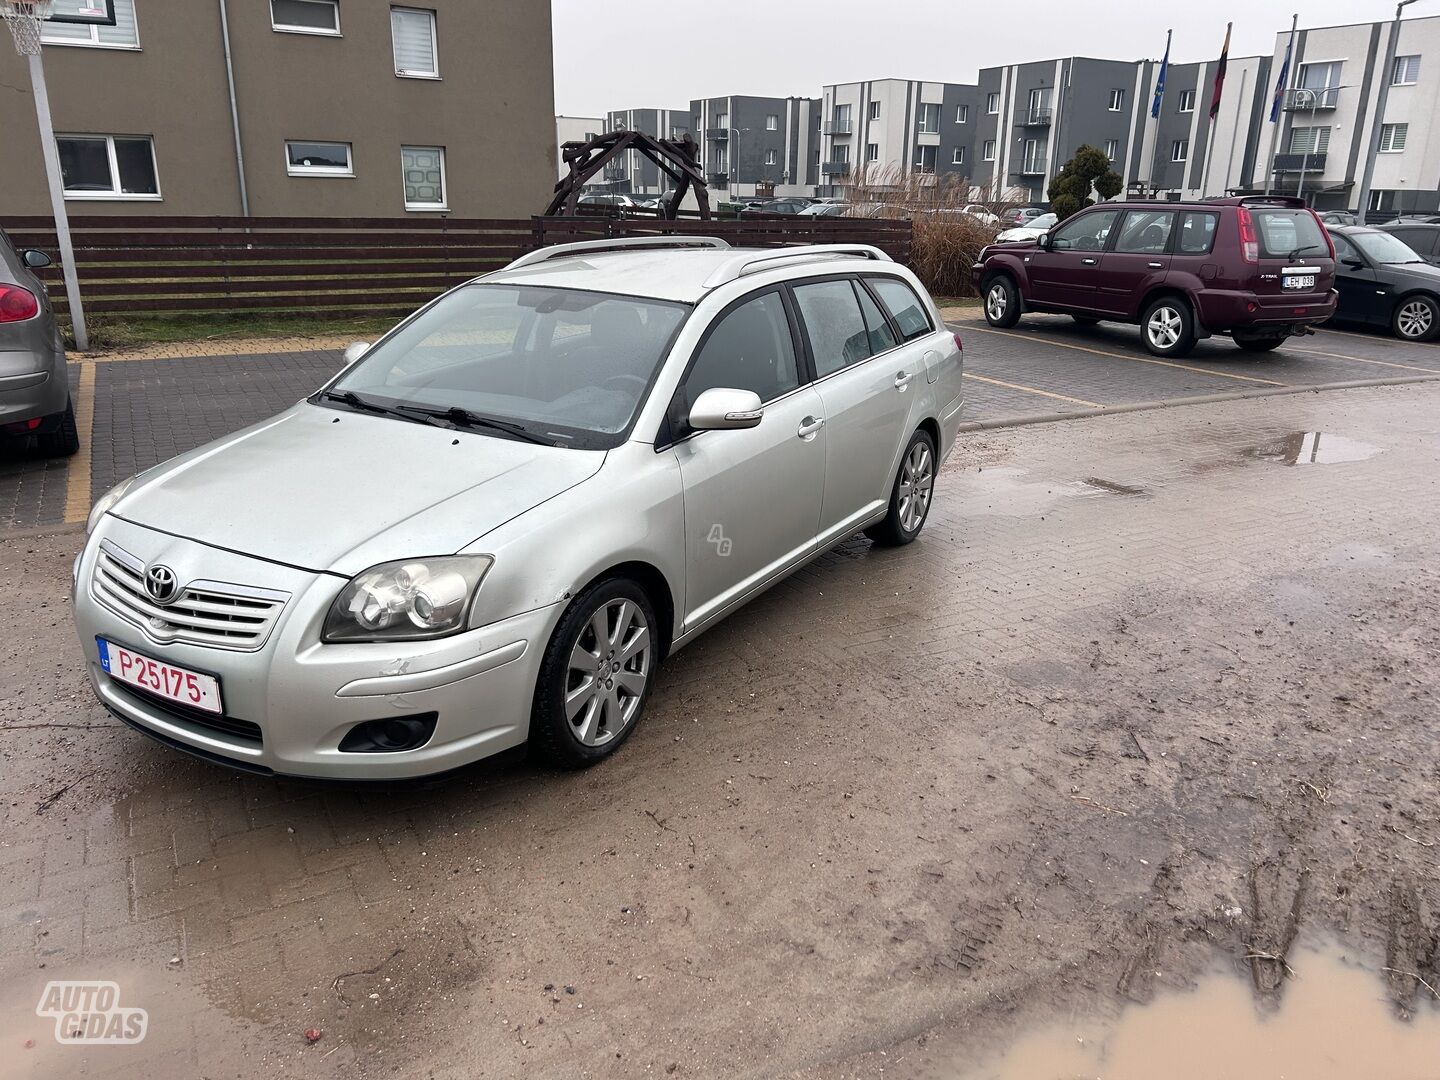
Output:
[[338, 712, 438, 753]]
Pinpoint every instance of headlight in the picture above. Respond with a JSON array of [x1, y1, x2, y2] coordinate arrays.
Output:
[[322, 556, 493, 642], [87, 475, 136, 534]]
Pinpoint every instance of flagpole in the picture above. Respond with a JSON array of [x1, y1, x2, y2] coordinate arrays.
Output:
[[1147, 28, 1172, 194], [1264, 13, 1299, 195]]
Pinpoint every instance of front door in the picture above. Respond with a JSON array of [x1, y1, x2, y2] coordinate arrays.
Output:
[[1028, 208, 1120, 310], [669, 289, 825, 630], [1330, 234, 1387, 326]]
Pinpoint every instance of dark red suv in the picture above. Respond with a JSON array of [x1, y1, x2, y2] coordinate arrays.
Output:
[[972, 196, 1337, 357]]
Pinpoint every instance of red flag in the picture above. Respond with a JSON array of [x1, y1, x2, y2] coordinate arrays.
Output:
[[1209, 23, 1233, 118]]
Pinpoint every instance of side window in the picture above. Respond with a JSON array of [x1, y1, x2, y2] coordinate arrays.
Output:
[[1051, 210, 1119, 252], [854, 282, 899, 353], [1114, 211, 1175, 254], [793, 280, 872, 378], [868, 277, 932, 341], [684, 291, 800, 408], [1176, 211, 1219, 255], [1330, 234, 1361, 263]]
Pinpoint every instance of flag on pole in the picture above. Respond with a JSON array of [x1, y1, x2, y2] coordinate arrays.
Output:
[[1151, 30, 1172, 119], [1269, 20, 1296, 122], [1209, 22, 1233, 119]]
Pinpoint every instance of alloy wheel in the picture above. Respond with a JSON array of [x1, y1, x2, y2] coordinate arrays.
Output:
[[1397, 300, 1434, 339], [564, 599, 651, 747], [898, 441, 934, 533], [986, 283, 1008, 322], [1147, 306, 1183, 350]]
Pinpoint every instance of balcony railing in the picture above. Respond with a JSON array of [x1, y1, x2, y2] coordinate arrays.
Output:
[[823, 119, 853, 135], [821, 161, 852, 177], [1273, 153, 1327, 173], [707, 172, 730, 187], [705, 128, 729, 140], [1019, 159, 1048, 176], [1285, 87, 1340, 110], [1024, 108, 1053, 126]]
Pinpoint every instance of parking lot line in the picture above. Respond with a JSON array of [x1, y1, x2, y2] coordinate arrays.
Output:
[[963, 325, 1287, 387], [1313, 326, 1440, 350], [963, 372, 1104, 409], [1285, 345, 1440, 375], [62, 361, 97, 525]]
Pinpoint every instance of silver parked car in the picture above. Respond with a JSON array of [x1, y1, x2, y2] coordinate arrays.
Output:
[[73, 238, 965, 778], [0, 228, 77, 456]]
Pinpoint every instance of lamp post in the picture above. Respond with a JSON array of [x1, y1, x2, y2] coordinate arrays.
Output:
[[1355, 0, 1425, 221]]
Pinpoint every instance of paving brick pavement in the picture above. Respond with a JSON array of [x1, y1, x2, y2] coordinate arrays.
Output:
[[2, 382, 1437, 1076]]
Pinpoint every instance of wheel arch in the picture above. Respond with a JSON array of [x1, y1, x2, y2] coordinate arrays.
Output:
[[570, 560, 676, 663]]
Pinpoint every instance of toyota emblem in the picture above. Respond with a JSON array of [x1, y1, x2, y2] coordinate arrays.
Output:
[[144, 564, 180, 605]]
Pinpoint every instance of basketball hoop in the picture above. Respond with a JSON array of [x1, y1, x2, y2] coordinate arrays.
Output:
[[2, 0, 54, 56]]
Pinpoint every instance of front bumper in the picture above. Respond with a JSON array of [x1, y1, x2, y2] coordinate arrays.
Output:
[[74, 517, 560, 779]]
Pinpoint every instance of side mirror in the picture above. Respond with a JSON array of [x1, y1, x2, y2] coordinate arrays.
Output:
[[1036, 233, 1052, 250], [1343, 258, 1365, 270], [342, 341, 371, 365], [688, 387, 764, 431], [21, 249, 52, 269]]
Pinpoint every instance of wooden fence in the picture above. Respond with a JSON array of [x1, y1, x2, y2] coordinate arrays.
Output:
[[0, 215, 913, 319]]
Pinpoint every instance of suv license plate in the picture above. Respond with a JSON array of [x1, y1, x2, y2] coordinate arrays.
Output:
[[97, 637, 223, 714], [1284, 275, 1316, 290]]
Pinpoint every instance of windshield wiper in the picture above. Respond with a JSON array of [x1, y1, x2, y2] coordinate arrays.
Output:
[[322, 389, 406, 417], [396, 404, 555, 446], [1288, 244, 1324, 260]]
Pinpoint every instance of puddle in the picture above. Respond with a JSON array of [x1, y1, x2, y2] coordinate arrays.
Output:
[[955, 941, 1440, 1080], [959, 467, 1151, 517], [1247, 432, 1382, 467]]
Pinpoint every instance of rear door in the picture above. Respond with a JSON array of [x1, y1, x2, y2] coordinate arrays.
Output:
[[1028, 208, 1121, 309], [1244, 205, 1336, 318], [1096, 209, 1175, 315]]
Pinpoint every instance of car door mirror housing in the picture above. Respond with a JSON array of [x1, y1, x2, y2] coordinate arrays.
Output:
[[1036, 233, 1052, 250], [342, 341, 371, 365], [21, 249, 52, 269], [1343, 258, 1365, 270], [688, 387, 764, 431]]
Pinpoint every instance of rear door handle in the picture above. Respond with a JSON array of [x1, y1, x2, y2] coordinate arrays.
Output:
[[797, 416, 825, 439], [1148, 261, 1164, 268], [1082, 257, 1098, 265], [894, 370, 915, 389]]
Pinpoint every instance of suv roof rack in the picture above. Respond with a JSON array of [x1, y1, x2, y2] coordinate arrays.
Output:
[[503, 235, 731, 272], [701, 244, 892, 289]]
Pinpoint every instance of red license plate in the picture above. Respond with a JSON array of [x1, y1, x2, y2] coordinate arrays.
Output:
[[97, 638, 222, 714]]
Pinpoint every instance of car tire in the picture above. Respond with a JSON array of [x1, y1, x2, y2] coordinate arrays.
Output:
[[1392, 294, 1440, 342], [1233, 335, 1284, 353], [35, 398, 80, 458], [1141, 296, 1198, 358], [982, 275, 1021, 329], [530, 576, 658, 769], [866, 429, 937, 548], [1071, 314, 1101, 326]]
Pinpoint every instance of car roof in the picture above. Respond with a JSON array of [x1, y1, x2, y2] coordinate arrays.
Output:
[[482, 245, 902, 303]]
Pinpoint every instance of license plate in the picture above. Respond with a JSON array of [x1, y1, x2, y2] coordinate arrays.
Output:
[[1283, 275, 1316, 290], [97, 638, 222, 714]]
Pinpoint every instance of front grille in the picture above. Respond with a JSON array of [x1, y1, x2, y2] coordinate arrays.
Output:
[[112, 682, 264, 745], [92, 540, 289, 652]]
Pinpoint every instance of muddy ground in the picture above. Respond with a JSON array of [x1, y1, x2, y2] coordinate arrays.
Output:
[[1, 382, 1438, 1078]]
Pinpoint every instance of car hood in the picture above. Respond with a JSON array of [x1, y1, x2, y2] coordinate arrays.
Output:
[[112, 403, 605, 576], [1380, 260, 1440, 286]]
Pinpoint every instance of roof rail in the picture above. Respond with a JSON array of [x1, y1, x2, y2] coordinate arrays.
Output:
[[503, 235, 731, 272], [701, 244, 892, 289]]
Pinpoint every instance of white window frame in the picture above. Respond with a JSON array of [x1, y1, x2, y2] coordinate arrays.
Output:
[[952, 146, 965, 165], [868, 101, 881, 121], [57, 133, 161, 201], [982, 139, 996, 161], [401, 145, 447, 211], [764, 148, 777, 166], [986, 92, 1000, 115], [1380, 123, 1408, 153], [1171, 139, 1189, 163], [271, 0, 341, 36], [1022, 138, 1045, 173], [955, 104, 968, 124], [286, 140, 354, 177], [765, 114, 779, 131], [865, 143, 879, 163], [1289, 126, 1331, 155], [1104, 138, 1119, 161], [1108, 89, 1125, 111], [1178, 89, 1196, 113], [917, 102, 940, 134], [40, 0, 140, 49], [1392, 54, 1420, 85], [391, 6, 439, 79]]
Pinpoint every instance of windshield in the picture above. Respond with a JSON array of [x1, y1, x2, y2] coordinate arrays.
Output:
[[327, 285, 688, 449], [1028, 214, 1057, 229], [1352, 230, 1425, 265]]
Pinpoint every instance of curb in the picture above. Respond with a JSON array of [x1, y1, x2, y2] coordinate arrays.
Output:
[[955, 373, 1440, 433]]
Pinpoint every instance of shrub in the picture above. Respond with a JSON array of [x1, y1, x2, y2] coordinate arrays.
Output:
[[1048, 145, 1123, 221]]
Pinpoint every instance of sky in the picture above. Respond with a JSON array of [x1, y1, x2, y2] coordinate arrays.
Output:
[[551, 0, 1418, 117]]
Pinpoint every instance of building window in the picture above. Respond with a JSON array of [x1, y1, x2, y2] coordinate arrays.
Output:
[[271, 0, 340, 35], [1297, 61, 1343, 107], [868, 101, 881, 121], [986, 92, 1000, 114], [1170, 139, 1188, 162], [764, 148, 777, 166], [1022, 139, 1045, 173], [1393, 55, 1421, 85], [402, 145, 446, 209], [41, 0, 139, 48], [917, 102, 940, 134], [715, 112, 728, 129], [955, 104, 968, 124], [1104, 138, 1119, 161], [952, 146, 965, 165], [832, 144, 850, 164], [391, 7, 438, 78], [1289, 126, 1331, 154], [56, 134, 159, 199], [865, 143, 879, 162], [765, 114, 779, 131], [914, 145, 937, 173], [982, 139, 996, 161], [286, 140, 353, 176], [1108, 88, 1125, 111], [1380, 123, 1408, 152], [1178, 88, 1196, 112]]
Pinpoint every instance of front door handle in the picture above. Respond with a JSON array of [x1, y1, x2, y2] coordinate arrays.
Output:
[[1082, 257, 1098, 266], [894, 370, 915, 389], [797, 416, 825, 439], [1148, 261, 1164, 268]]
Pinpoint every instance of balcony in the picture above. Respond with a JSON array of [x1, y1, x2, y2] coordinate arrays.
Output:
[[1272, 153, 1327, 173], [821, 161, 852, 177], [707, 172, 730, 187], [1284, 87, 1340, 111], [705, 128, 729, 140], [1019, 159, 1048, 176], [1024, 108, 1053, 126], [823, 119, 853, 136]]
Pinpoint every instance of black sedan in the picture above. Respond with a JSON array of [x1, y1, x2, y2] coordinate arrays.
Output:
[[1327, 225, 1440, 342], [1379, 222, 1440, 266]]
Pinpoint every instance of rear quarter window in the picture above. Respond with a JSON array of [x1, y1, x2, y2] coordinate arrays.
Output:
[[1252, 209, 1327, 260], [1176, 212, 1218, 255], [868, 277, 933, 341]]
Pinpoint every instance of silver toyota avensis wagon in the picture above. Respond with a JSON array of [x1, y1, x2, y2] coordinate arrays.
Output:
[[73, 238, 965, 778]]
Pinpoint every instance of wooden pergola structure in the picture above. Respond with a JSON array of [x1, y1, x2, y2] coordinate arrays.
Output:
[[547, 130, 711, 220]]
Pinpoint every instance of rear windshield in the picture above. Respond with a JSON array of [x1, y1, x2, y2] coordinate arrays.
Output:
[[1252, 209, 1328, 260]]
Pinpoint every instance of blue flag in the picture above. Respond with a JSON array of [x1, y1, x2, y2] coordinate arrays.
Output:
[[1151, 36, 1171, 119], [1269, 36, 1293, 122]]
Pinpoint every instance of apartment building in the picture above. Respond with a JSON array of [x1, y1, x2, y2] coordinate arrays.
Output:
[[690, 95, 820, 198], [0, 0, 555, 217], [555, 115, 603, 182], [817, 79, 978, 196], [600, 108, 691, 195]]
